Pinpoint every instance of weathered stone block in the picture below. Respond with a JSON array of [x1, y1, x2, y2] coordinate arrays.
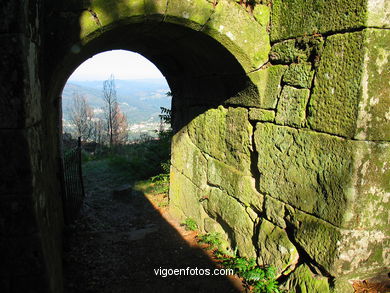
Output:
[[145, 0, 168, 20], [165, 0, 214, 30], [307, 32, 365, 138], [187, 106, 253, 173], [169, 167, 207, 230], [244, 65, 287, 108], [204, 187, 256, 258], [275, 86, 310, 127], [249, 108, 275, 122], [80, 0, 146, 39], [286, 209, 341, 274], [282, 264, 331, 293], [269, 36, 324, 65], [271, 0, 367, 41], [207, 157, 264, 211], [254, 123, 353, 226], [202, 0, 270, 71], [263, 195, 286, 229], [367, 0, 390, 28], [257, 219, 299, 276], [283, 62, 314, 89], [346, 141, 390, 231], [252, 4, 270, 27], [355, 29, 390, 141], [171, 128, 208, 190]]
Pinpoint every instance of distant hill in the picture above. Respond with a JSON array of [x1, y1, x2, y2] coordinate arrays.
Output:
[[62, 79, 171, 124]]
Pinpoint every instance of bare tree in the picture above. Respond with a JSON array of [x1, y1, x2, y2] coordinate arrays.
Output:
[[102, 75, 118, 148], [102, 75, 128, 147], [67, 91, 94, 142]]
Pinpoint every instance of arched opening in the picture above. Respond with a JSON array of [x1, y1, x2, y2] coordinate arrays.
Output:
[[54, 22, 253, 292]]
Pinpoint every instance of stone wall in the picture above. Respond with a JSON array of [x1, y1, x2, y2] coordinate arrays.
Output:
[[0, 1, 64, 293], [169, 1, 389, 292]]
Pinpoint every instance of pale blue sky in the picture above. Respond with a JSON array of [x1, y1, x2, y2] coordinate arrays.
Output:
[[68, 50, 165, 81]]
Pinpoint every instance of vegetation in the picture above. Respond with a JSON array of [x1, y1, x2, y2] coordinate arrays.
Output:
[[181, 218, 198, 231], [196, 231, 280, 293]]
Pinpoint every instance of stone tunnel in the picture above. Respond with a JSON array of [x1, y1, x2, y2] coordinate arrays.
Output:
[[0, 0, 389, 292]]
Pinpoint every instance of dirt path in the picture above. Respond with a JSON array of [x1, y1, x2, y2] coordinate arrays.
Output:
[[63, 159, 243, 293]]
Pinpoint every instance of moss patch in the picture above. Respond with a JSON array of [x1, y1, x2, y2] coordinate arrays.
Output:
[[275, 86, 310, 127], [282, 264, 330, 293], [187, 106, 253, 173], [271, 0, 367, 41], [307, 31, 365, 138], [254, 123, 353, 226], [249, 108, 275, 122], [283, 62, 314, 89], [257, 219, 299, 276]]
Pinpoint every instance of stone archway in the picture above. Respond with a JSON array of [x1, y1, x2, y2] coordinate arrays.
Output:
[[1, 1, 389, 292]]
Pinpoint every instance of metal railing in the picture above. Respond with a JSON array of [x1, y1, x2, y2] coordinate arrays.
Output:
[[62, 137, 85, 224]]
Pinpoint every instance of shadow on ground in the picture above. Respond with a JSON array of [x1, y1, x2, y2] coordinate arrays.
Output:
[[63, 159, 240, 293]]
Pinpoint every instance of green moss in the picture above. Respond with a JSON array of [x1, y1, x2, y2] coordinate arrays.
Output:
[[247, 65, 287, 108], [269, 36, 324, 65], [165, 0, 214, 31], [204, 187, 256, 258], [249, 108, 275, 122], [283, 62, 314, 88], [282, 264, 330, 293], [145, 0, 168, 20], [187, 106, 253, 172], [257, 219, 299, 276], [355, 29, 390, 141], [271, 0, 367, 41], [202, 0, 270, 71], [169, 168, 206, 230], [254, 123, 354, 226], [253, 4, 270, 26], [307, 31, 365, 138], [275, 86, 310, 127], [207, 157, 264, 211], [171, 128, 208, 190]]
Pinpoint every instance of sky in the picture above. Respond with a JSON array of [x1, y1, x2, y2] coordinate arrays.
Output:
[[68, 50, 165, 81]]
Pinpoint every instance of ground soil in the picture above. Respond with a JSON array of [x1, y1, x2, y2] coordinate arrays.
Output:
[[63, 160, 244, 293]]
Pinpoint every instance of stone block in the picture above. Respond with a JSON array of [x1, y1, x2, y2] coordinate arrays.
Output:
[[271, 0, 366, 41], [263, 195, 286, 229], [207, 157, 264, 211], [282, 264, 331, 293], [204, 187, 256, 258], [345, 141, 390, 231], [202, 0, 270, 71], [244, 65, 287, 109], [269, 36, 324, 65], [169, 167, 207, 230], [257, 219, 299, 276], [145, 0, 168, 20], [275, 86, 310, 127], [307, 31, 365, 138], [80, 0, 146, 39], [283, 62, 314, 88], [249, 108, 275, 122], [187, 106, 253, 173], [171, 128, 208, 190], [355, 29, 390, 141], [165, 0, 214, 30], [367, 0, 390, 28], [254, 123, 353, 226]]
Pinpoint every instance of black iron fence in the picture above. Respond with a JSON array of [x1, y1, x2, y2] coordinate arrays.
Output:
[[62, 137, 85, 224]]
